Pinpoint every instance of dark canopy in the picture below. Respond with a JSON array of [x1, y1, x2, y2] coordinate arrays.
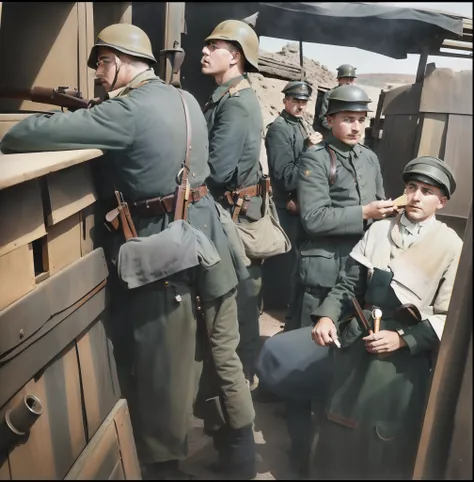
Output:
[[253, 2, 464, 59]]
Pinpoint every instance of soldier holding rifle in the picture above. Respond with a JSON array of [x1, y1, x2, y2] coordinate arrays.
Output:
[[311, 156, 462, 479], [1, 23, 255, 480]]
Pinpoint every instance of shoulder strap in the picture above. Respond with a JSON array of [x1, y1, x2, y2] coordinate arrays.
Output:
[[174, 88, 193, 220], [324, 143, 337, 186], [228, 78, 251, 97]]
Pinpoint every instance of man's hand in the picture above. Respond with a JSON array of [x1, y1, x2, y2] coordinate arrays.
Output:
[[362, 200, 396, 220], [312, 317, 340, 347], [363, 330, 407, 354]]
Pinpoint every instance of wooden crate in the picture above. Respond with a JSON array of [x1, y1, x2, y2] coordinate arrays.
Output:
[[65, 399, 141, 480]]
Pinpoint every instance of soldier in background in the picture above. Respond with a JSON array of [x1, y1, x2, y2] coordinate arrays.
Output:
[[1, 23, 254, 480], [313, 63, 357, 139], [262, 80, 314, 311]]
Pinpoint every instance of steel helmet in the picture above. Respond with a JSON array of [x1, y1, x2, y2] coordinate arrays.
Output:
[[402, 156, 456, 198], [205, 20, 259, 72], [337, 64, 357, 79], [87, 24, 156, 69], [282, 81, 312, 100], [326, 85, 372, 115]]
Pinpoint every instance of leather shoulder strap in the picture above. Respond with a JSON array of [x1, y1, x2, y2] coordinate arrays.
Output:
[[324, 143, 337, 186], [175, 88, 192, 188]]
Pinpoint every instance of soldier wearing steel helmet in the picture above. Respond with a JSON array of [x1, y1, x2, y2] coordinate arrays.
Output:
[[1, 23, 253, 480], [262, 80, 313, 309], [258, 83, 393, 477], [314, 63, 358, 139], [310, 156, 462, 479], [198, 18, 263, 479]]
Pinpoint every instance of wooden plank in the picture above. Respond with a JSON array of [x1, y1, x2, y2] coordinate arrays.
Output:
[[46, 213, 82, 275], [46, 163, 97, 226], [80, 205, 96, 256], [109, 460, 126, 480], [77, 2, 95, 100], [441, 39, 473, 52], [382, 82, 422, 116], [376, 114, 420, 198], [0, 149, 103, 191], [413, 209, 472, 479], [420, 68, 473, 115], [7, 344, 87, 479], [0, 458, 10, 481], [416, 113, 448, 158], [76, 320, 121, 441], [0, 244, 35, 311], [113, 402, 141, 479], [441, 114, 473, 220], [0, 179, 46, 257], [64, 400, 130, 480]]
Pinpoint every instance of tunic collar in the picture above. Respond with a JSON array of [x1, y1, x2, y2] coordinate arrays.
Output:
[[280, 109, 302, 124], [107, 68, 160, 99], [211, 74, 245, 104], [326, 134, 362, 158]]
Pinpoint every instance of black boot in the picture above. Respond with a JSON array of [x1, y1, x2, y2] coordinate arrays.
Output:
[[141, 460, 194, 480], [210, 425, 257, 479]]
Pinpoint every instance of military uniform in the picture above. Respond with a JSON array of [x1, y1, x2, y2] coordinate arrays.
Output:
[[310, 157, 461, 480], [262, 81, 312, 309], [1, 27, 254, 477]]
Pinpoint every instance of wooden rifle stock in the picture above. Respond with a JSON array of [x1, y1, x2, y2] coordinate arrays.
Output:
[[0, 86, 98, 111]]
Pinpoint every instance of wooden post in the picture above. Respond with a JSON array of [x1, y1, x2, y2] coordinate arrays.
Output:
[[416, 49, 429, 83], [299, 39, 304, 81]]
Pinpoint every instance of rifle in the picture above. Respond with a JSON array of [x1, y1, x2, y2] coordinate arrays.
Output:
[[0, 86, 100, 111]]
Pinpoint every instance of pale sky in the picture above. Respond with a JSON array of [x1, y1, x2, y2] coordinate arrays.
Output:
[[259, 2, 473, 75]]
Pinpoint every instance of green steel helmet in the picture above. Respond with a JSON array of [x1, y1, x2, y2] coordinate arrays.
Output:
[[326, 85, 372, 115], [205, 20, 259, 72], [402, 156, 456, 199], [87, 24, 156, 69], [282, 81, 313, 100], [337, 64, 357, 78]]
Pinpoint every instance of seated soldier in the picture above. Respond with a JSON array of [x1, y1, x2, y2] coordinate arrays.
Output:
[[310, 156, 463, 479]]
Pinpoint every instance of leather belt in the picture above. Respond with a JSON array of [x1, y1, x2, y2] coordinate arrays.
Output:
[[130, 185, 208, 218], [222, 179, 270, 206]]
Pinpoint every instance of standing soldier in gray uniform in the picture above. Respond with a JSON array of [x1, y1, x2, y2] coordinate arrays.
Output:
[[1, 23, 255, 480], [263, 81, 313, 310], [314, 64, 357, 139], [201, 19, 265, 396], [261, 84, 395, 477]]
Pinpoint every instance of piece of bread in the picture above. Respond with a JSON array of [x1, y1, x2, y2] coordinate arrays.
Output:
[[393, 193, 407, 208]]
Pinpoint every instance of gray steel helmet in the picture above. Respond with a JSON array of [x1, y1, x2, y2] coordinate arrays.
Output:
[[326, 85, 372, 115], [337, 64, 357, 78], [282, 81, 312, 100], [402, 156, 456, 199], [205, 20, 259, 72], [87, 24, 156, 69]]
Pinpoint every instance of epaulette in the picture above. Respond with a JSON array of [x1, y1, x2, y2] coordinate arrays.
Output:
[[359, 143, 374, 153], [308, 142, 326, 153], [228, 78, 251, 97]]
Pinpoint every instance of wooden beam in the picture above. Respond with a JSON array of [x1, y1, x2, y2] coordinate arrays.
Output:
[[441, 39, 473, 52], [416, 51, 429, 83]]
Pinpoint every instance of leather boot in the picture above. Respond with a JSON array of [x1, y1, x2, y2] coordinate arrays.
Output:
[[210, 425, 257, 479]]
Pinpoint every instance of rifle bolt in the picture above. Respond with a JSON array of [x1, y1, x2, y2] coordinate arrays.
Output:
[[175, 294, 182, 303]]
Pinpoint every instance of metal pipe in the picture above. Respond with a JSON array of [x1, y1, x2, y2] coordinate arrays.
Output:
[[0, 395, 44, 453], [299, 39, 304, 81]]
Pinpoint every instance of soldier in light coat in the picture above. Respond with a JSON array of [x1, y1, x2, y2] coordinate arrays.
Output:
[[311, 156, 462, 479]]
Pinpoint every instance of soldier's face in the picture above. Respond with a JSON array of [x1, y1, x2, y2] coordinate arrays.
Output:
[[201, 40, 239, 76], [404, 180, 447, 222], [338, 78, 355, 86], [283, 96, 308, 117], [95, 47, 123, 92], [327, 111, 366, 145]]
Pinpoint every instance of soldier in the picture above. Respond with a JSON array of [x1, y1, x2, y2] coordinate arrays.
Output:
[[314, 63, 357, 139], [311, 156, 462, 479], [201, 19, 265, 395], [262, 84, 395, 477], [262, 81, 314, 310], [0, 24, 256, 480]]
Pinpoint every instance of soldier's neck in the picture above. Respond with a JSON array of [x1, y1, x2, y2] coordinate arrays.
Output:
[[215, 66, 245, 86]]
